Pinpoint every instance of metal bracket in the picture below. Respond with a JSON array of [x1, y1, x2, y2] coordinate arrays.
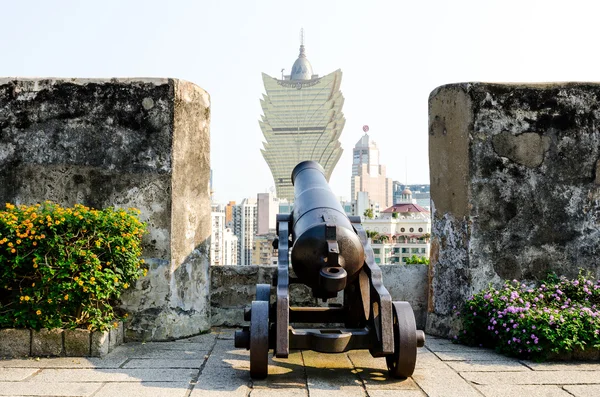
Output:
[[275, 214, 291, 358], [350, 217, 394, 355]]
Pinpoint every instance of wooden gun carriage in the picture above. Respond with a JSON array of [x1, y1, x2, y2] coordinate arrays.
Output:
[[234, 161, 425, 379]]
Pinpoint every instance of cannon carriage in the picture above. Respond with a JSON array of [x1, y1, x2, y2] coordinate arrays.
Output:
[[234, 161, 425, 379]]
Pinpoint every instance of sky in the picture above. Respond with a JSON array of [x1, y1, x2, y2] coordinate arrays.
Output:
[[1, 0, 599, 203]]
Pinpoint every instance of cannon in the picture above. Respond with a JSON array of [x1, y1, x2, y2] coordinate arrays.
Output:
[[234, 161, 425, 379]]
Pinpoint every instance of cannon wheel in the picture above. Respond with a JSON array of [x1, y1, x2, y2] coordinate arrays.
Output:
[[256, 284, 271, 302], [250, 300, 269, 379], [386, 301, 417, 379]]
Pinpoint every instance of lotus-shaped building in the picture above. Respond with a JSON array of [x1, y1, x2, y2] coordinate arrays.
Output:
[[259, 41, 345, 201]]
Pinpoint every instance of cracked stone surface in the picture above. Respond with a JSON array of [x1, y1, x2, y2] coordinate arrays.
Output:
[[0, 328, 598, 396], [428, 83, 600, 336]]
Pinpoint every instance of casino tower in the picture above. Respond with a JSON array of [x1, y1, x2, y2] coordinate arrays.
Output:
[[259, 31, 345, 201]]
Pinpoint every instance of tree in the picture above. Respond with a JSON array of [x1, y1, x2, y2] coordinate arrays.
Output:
[[363, 208, 374, 219], [365, 230, 379, 242], [405, 255, 430, 265], [392, 212, 399, 219], [380, 234, 389, 243]]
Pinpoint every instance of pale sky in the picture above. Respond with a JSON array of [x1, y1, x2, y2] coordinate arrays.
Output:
[[2, 0, 599, 202]]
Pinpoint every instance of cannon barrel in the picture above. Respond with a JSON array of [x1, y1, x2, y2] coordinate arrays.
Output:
[[291, 161, 365, 298]]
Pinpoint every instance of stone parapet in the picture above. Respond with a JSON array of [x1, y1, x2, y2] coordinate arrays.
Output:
[[427, 83, 600, 336], [210, 264, 429, 329], [0, 78, 211, 340]]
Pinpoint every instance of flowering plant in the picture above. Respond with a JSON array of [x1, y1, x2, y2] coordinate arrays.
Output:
[[455, 273, 600, 360], [0, 202, 147, 331]]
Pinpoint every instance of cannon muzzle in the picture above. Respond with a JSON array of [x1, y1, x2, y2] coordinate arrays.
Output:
[[290, 161, 365, 299]]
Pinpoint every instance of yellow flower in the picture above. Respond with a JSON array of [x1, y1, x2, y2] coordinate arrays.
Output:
[[16, 239, 21, 244], [33, 241, 37, 246], [90, 277, 95, 283], [78, 280, 83, 286], [10, 248, 15, 253], [47, 299, 52, 303], [113, 322, 118, 328], [24, 296, 30, 301], [114, 277, 118, 283], [40, 234, 45, 239], [19, 296, 24, 301], [31, 283, 35, 287], [7, 242, 13, 247], [33, 263, 38, 268], [64, 294, 69, 301], [123, 283, 129, 289], [36, 310, 41, 315]]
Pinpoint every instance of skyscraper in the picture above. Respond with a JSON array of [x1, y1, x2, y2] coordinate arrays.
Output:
[[232, 198, 258, 266], [351, 132, 393, 209], [259, 32, 346, 200]]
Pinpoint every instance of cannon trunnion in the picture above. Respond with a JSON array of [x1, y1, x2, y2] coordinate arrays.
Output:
[[234, 161, 425, 379]]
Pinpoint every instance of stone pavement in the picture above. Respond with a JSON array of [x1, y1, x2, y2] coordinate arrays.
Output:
[[0, 329, 599, 397]]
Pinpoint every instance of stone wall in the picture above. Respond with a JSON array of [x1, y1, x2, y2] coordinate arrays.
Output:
[[210, 264, 429, 329], [0, 78, 211, 341], [427, 83, 600, 336]]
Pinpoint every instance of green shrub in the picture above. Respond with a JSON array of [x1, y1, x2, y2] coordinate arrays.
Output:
[[454, 273, 600, 360], [404, 255, 429, 265], [0, 202, 147, 331]]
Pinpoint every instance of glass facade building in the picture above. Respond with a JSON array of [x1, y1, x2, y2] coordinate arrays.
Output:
[[259, 43, 345, 200]]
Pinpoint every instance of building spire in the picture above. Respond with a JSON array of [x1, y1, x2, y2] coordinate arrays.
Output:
[[299, 28, 306, 58]]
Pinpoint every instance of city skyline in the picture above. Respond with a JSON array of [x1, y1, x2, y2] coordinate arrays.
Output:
[[2, 1, 600, 202]]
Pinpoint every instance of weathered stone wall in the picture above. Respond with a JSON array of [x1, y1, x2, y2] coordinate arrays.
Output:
[[0, 78, 211, 341], [210, 264, 429, 329], [428, 83, 600, 336]]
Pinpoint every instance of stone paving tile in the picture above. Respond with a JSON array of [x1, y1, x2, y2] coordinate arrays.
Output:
[[214, 328, 235, 340], [109, 346, 208, 360], [347, 350, 422, 391], [434, 350, 513, 361], [368, 391, 427, 397], [29, 368, 197, 383], [123, 359, 204, 369], [250, 389, 308, 396], [445, 360, 531, 372], [192, 339, 250, 396], [523, 361, 600, 371], [94, 381, 191, 397], [0, 381, 103, 396], [302, 350, 366, 397], [563, 385, 600, 397], [251, 351, 306, 390], [177, 332, 219, 343], [0, 368, 38, 381], [0, 357, 127, 369], [126, 342, 213, 351], [414, 350, 449, 369], [426, 343, 491, 353], [461, 370, 600, 385], [412, 367, 481, 397], [473, 385, 573, 397]]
